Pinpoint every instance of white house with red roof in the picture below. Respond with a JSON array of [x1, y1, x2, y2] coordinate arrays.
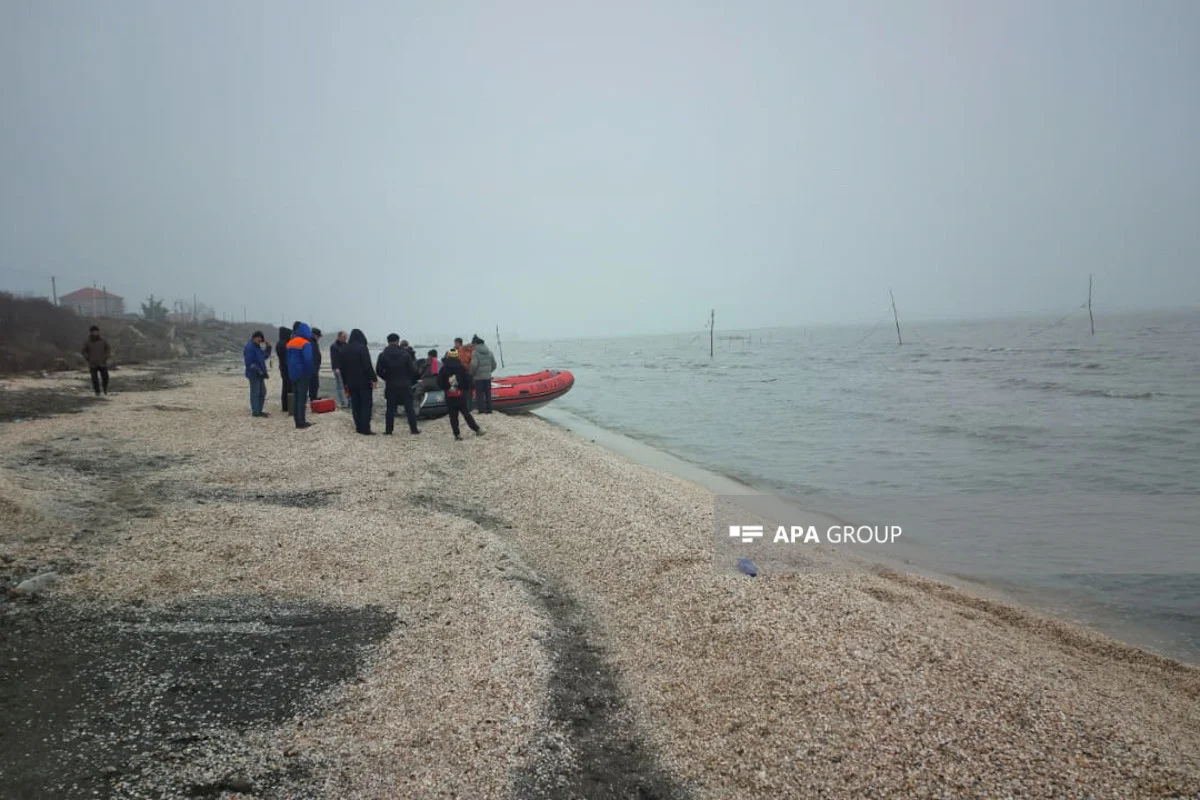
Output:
[[59, 287, 125, 317]]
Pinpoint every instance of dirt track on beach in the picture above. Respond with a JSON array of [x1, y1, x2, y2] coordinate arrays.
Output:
[[1, 363, 1198, 799]]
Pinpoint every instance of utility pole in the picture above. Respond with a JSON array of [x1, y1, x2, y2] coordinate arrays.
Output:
[[889, 289, 903, 346], [496, 324, 505, 368], [1088, 275, 1095, 336], [50, 276, 57, 306], [102, 285, 108, 316]]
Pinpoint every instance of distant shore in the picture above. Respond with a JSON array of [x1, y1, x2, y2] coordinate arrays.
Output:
[[1, 362, 1198, 798]]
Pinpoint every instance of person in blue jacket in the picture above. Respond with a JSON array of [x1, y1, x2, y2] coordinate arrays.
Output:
[[286, 322, 317, 429], [243, 330, 271, 418]]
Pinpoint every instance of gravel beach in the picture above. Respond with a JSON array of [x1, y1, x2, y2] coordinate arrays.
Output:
[[2, 362, 1198, 799]]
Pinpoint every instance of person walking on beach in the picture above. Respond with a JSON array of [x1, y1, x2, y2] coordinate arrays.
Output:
[[309, 328, 324, 402], [275, 325, 292, 412], [285, 322, 317, 429], [340, 329, 378, 435], [330, 330, 349, 409], [81, 325, 111, 396], [468, 334, 498, 414], [243, 331, 271, 418], [437, 348, 483, 440], [375, 333, 420, 435]]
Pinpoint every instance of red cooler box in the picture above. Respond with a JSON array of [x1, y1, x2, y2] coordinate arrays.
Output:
[[311, 397, 336, 414]]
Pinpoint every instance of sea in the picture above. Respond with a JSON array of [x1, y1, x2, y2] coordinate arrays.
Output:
[[489, 309, 1200, 664]]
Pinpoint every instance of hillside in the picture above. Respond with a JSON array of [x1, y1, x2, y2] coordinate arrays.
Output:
[[0, 292, 272, 374]]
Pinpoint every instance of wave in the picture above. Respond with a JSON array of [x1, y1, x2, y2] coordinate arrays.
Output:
[[1001, 377, 1156, 400], [926, 421, 1047, 447], [1043, 361, 1106, 370], [1073, 388, 1155, 400]]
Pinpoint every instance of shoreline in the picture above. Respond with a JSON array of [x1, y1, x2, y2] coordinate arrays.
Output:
[[535, 405, 1200, 666], [2, 364, 1199, 798]]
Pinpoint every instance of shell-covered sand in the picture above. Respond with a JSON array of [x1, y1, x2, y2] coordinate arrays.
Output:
[[2, 363, 1198, 799]]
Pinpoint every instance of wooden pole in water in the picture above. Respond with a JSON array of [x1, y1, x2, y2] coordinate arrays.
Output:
[[496, 324, 505, 368], [710, 309, 714, 358], [889, 289, 902, 345], [1088, 274, 1095, 335]]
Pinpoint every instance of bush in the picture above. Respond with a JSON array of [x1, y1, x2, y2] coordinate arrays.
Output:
[[0, 292, 276, 373], [0, 293, 92, 372]]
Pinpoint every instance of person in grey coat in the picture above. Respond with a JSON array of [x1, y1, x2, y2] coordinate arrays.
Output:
[[468, 334, 499, 413]]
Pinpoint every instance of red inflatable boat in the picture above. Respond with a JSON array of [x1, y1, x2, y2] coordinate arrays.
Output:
[[416, 369, 575, 418], [489, 370, 575, 413]]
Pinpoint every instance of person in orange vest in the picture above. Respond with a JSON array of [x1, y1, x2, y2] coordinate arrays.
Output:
[[285, 322, 317, 429]]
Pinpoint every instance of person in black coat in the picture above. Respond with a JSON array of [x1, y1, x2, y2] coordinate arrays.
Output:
[[375, 333, 421, 435], [275, 326, 292, 412], [340, 329, 377, 435], [309, 328, 324, 402], [436, 348, 483, 440], [330, 331, 349, 408]]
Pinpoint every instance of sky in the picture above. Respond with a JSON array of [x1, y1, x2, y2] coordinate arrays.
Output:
[[1, 0, 1198, 341]]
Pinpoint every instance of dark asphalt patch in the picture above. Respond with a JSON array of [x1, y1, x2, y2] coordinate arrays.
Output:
[[0, 596, 395, 799], [21, 440, 187, 478], [0, 388, 99, 423], [190, 487, 340, 509], [407, 493, 513, 532], [115, 371, 190, 393], [513, 578, 692, 800], [420, 499, 690, 799]]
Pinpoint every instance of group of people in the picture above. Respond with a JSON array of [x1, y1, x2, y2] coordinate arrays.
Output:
[[242, 323, 499, 441]]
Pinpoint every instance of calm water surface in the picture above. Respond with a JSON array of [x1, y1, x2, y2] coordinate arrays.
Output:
[[494, 309, 1200, 662]]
